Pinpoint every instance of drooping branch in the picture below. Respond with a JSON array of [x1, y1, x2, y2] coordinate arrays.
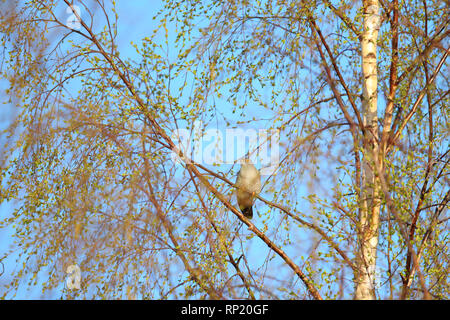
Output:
[[62, 0, 323, 300], [388, 47, 449, 152]]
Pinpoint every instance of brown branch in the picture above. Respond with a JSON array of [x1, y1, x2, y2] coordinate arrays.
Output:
[[146, 180, 223, 299], [63, 0, 322, 299], [396, 24, 450, 85], [381, 0, 399, 154], [322, 0, 361, 40], [192, 158, 357, 274], [372, 153, 431, 299], [403, 14, 438, 285], [388, 47, 449, 152], [141, 136, 223, 299], [184, 161, 323, 300], [307, 17, 364, 133], [417, 189, 450, 261], [258, 196, 358, 274], [186, 168, 256, 300]]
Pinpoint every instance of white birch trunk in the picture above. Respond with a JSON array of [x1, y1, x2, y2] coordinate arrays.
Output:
[[355, 0, 381, 300]]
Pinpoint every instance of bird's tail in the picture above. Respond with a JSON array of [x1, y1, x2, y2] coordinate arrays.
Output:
[[242, 206, 253, 219]]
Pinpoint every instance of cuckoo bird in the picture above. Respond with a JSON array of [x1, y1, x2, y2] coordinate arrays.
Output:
[[235, 159, 261, 219]]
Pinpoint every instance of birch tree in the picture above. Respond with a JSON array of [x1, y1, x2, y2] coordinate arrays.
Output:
[[0, 0, 448, 299], [356, 0, 382, 300]]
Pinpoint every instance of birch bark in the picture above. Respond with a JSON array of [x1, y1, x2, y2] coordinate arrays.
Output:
[[355, 0, 381, 300]]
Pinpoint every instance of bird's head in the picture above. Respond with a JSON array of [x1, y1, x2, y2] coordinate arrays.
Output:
[[239, 157, 254, 168], [239, 157, 259, 176]]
